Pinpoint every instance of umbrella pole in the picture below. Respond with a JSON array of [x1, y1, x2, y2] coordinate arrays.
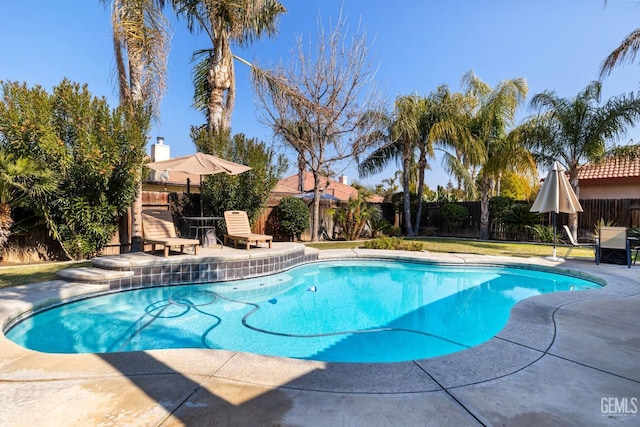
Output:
[[552, 212, 557, 259], [199, 175, 204, 217]]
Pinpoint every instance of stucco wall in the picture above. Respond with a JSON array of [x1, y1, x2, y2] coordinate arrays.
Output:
[[579, 182, 640, 199]]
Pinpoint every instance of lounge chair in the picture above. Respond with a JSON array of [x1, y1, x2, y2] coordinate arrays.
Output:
[[223, 210, 273, 250], [595, 226, 631, 268], [142, 210, 199, 257], [562, 225, 595, 258]]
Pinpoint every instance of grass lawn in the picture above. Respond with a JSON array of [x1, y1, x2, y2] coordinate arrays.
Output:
[[0, 261, 91, 289], [304, 237, 595, 259], [0, 238, 594, 290]]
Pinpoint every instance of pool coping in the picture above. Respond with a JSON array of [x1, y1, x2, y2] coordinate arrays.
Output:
[[0, 245, 639, 425]]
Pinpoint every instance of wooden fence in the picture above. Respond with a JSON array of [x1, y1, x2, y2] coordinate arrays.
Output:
[[580, 199, 640, 230], [380, 198, 640, 241], [2, 196, 639, 263]]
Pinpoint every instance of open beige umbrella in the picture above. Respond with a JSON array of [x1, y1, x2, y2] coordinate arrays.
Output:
[[530, 161, 583, 260], [147, 152, 251, 216]]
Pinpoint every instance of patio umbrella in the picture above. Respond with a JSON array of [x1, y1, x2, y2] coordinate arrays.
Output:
[[294, 192, 341, 202], [530, 161, 583, 260], [146, 152, 251, 216]]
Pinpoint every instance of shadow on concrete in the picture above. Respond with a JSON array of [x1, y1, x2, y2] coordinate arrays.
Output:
[[99, 351, 295, 425]]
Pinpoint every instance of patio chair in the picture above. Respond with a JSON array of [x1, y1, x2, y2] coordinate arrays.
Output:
[[142, 210, 199, 257], [595, 226, 631, 268], [562, 225, 595, 258], [223, 210, 273, 250]]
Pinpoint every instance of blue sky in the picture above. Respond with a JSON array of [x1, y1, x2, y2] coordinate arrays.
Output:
[[1, 0, 639, 188]]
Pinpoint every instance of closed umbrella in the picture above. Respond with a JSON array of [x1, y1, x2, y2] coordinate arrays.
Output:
[[147, 152, 251, 216], [530, 161, 583, 260]]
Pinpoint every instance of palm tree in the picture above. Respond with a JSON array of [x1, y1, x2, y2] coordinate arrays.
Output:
[[103, 0, 169, 116], [359, 95, 423, 236], [413, 86, 477, 233], [520, 80, 640, 239], [381, 171, 401, 201], [102, 0, 170, 251], [359, 90, 463, 236], [430, 87, 482, 200], [0, 151, 58, 249], [171, 0, 286, 134], [444, 71, 530, 240], [333, 190, 378, 241]]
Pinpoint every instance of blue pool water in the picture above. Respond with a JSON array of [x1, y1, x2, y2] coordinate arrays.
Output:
[[5, 260, 600, 362]]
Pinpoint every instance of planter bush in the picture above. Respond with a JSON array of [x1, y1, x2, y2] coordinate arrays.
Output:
[[276, 197, 309, 241]]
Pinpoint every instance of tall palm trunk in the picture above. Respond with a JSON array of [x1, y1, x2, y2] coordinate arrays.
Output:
[[568, 171, 580, 241], [107, 0, 169, 252], [207, 22, 233, 134], [402, 144, 415, 236], [413, 152, 427, 235], [129, 54, 144, 104], [129, 61, 145, 252], [0, 203, 12, 249], [479, 175, 491, 240]]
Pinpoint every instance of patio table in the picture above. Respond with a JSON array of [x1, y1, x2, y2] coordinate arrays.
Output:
[[183, 216, 223, 248]]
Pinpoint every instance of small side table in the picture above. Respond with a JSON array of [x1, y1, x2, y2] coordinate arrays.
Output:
[[183, 217, 223, 248]]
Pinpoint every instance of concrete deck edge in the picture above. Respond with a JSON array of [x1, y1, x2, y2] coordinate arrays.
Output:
[[0, 249, 638, 395]]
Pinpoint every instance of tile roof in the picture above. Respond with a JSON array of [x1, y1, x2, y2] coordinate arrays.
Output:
[[578, 156, 640, 181], [276, 172, 358, 202], [146, 168, 385, 203], [272, 182, 298, 194]]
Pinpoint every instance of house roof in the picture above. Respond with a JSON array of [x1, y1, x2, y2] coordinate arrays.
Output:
[[145, 168, 386, 203], [271, 182, 299, 194], [367, 193, 385, 203], [578, 156, 640, 181], [277, 172, 358, 202]]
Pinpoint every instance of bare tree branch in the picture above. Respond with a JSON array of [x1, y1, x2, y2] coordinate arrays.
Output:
[[252, 14, 386, 241]]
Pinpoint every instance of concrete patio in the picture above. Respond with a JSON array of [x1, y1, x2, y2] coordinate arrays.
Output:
[[0, 245, 638, 426]]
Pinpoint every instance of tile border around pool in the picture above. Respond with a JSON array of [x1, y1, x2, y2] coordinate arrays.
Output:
[[61, 244, 319, 291], [0, 246, 638, 395]]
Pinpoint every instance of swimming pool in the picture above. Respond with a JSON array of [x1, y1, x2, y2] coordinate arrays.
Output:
[[5, 259, 601, 362]]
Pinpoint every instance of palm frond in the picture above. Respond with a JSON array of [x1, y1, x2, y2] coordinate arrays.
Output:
[[191, 49, 213, 117], [109, 0, 170, 117], [358, 140, 402, 177], [173, 0, 285, 131], [599, 27, 640, 78]]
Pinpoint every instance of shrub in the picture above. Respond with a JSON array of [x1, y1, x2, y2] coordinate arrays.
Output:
[[194, 129, 288, 224], [593, 218, 616, 238], [489, 196, 516, 223], [440, 203, 468, 231], [504, 204, 542, 229], [276, 197, 309, 241], [368, 208, 391, 238], [0, 79, 149, 259], [362, 236, 426, 251], [527, 224, 554, 243], [386, 226, 402, 237], [333, 194, 378, 240]]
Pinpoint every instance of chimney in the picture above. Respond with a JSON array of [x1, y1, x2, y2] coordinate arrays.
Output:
[[338, 175, 348, 185], [150, 136, 170, 181]]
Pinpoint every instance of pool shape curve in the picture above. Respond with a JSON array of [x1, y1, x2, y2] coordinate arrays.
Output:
[[5, 260, 601, 362]]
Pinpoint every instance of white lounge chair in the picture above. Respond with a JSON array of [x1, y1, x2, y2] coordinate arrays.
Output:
[[142, 210, 199, 257], [562, 225, 594, 258], [223, 210, 272, 250]]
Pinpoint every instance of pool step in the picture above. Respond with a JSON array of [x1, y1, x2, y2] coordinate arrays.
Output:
[[57, 267, 133, 284]]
